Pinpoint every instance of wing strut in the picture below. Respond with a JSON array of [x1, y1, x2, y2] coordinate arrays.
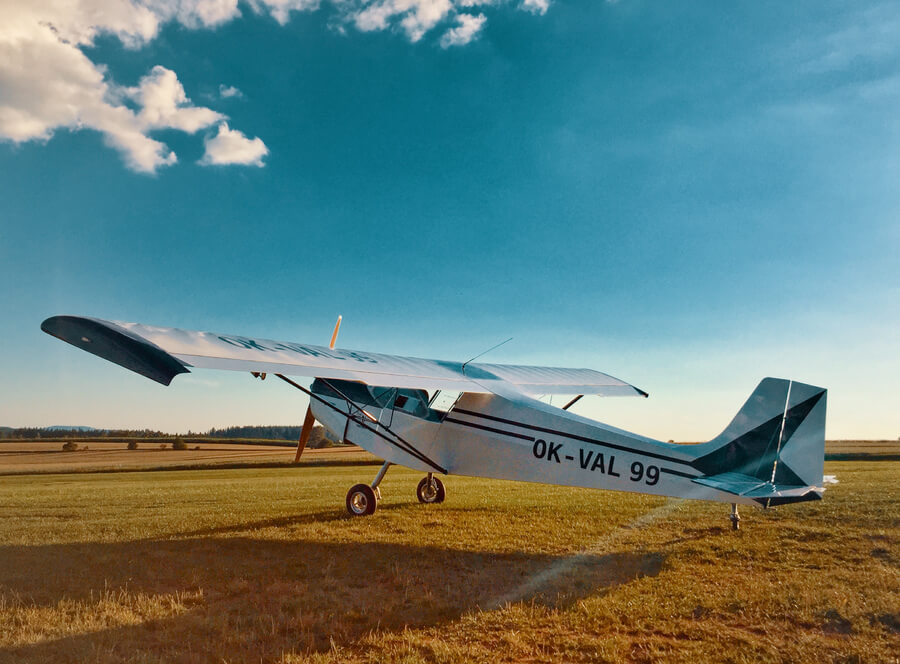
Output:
[[274, 373, 447, 474], [562, 395, 583, 410]]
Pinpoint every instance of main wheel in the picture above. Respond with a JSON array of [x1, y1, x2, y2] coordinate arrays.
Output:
[[346, 483, 377, 516], [416, 476, 446, 504]]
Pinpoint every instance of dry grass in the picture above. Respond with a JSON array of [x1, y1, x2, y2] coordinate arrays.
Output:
[[0, 442, 373, 475], [825, 440, 900, 458], [2, 440, 895, 477], [0, 461, 896, 663]]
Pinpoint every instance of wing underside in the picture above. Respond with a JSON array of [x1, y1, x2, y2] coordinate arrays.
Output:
[[41, 315, 647, 397]]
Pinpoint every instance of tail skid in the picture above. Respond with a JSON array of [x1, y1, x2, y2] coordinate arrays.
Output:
[[689, 378, 827, 507]]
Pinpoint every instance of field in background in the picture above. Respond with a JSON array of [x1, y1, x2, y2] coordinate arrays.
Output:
[[824, 440, 900, 459], [1, 439, 897, 477], [0, 460, 896, 663], [0, 441, 374, 475]]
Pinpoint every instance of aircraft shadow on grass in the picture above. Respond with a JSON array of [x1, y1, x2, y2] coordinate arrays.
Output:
[[0, 531, 664, 663]]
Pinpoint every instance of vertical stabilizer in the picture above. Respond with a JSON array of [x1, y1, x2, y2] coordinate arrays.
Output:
[[690, 378, 827, 504]]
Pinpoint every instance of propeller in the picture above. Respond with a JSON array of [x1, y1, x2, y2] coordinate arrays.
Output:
[[294, 315, 342, 462]]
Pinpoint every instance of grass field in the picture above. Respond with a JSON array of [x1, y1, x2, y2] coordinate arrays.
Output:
[[824, 440, 900, 460], [0, 442, 373, 475], [1, 439, 897, 477], [0, 460, 896, 663]]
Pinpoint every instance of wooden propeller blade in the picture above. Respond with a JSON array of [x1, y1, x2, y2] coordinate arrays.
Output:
[[294, 406, 316, 462], [329, 315, 342, 349], [294, 315, 342, 463]]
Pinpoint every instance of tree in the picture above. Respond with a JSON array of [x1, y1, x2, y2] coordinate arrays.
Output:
[[308, 426, 333, 449]]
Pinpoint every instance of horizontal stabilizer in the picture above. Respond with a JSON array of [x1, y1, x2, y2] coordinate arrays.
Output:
[[688, 377, 827, 508], [693, 472, 822, 506]]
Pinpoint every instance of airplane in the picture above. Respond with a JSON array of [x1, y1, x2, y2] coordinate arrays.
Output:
[[41, 315, 829, 529]]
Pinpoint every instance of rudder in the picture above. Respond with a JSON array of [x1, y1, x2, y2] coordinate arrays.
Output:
[[690, 378, 827, 504]]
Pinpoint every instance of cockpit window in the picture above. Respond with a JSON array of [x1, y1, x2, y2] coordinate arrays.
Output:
[[311, 379, 430, 417], [311, 378, 385, 407], [389, 389, 429, 417]]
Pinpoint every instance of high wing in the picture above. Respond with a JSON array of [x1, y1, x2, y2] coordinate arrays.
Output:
[[41, 315, 647, 398]]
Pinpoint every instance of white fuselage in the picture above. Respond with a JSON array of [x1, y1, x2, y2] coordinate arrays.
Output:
[[310, 389, 754, 505]]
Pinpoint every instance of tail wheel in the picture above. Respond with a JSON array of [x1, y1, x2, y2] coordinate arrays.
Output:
[[346, 483, 377, 516], [416, 476, 446, 504]]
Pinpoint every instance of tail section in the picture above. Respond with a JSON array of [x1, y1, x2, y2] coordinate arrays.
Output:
[[690, 378, 827, 506]]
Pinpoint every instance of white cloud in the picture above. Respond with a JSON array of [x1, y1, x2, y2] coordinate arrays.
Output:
[[219, 84, 244, 99], [353, 1, 399, 33], [0, 0, 255, 173], [440, 12, 486, 47], [201, 122, 268, 166], [0, 5, 175, 172], [402, 0, 454, 42], [130, 66, 224, 132], [0, 0, 551, 172], [250, 0, 321, 26], [520, 0, 549, 16], [145, 0, 242, 29], [352, 0, 454, 41]]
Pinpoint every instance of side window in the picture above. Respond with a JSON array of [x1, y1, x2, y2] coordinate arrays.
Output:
[[393, 392, 429, 417], [368, 386, 397, 408]]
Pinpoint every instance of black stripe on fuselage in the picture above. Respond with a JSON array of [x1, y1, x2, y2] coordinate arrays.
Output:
[[443, 416, 535, 441], [660, 467, 698, 479], [446, 412, 700, 480], [452, 407, 695, 467]]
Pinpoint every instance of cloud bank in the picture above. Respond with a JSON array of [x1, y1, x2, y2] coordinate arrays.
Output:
[[0, 0, 550, 173]]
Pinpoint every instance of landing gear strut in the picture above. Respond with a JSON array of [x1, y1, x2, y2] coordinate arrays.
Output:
[[416, 473, 446, 504], [730, 503, 741, 531], [370, 461, 392, 501]]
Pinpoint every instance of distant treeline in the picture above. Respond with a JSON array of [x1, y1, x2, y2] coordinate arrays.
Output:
[[208, 426, 308, 440], [207, 425, 337, 447], [0, 427, 172, 440], [0, 425, 340, 448]]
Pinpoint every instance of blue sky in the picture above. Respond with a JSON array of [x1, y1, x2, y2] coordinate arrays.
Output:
[[1, 0, 898, 440]]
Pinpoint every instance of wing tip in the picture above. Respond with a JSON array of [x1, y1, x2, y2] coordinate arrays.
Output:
[[41, 315, 190, 386]]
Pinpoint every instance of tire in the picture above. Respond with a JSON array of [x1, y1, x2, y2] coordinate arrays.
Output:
[[346, 483, 377, 516], [416, 476, 446, 504]]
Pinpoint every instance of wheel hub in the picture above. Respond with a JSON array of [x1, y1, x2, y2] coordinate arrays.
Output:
[[350, 492, 368, 514]]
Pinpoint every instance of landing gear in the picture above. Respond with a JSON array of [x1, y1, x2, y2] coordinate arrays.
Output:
[[344, 464, 446, 516], [346, 483, 377, 516], [730, 503, 741, 531], [416, 473, 446, 504], [346, 461, 392, 516]]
